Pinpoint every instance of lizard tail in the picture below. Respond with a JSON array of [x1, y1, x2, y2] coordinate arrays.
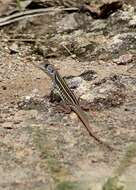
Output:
[[71, 105, 113, 150]]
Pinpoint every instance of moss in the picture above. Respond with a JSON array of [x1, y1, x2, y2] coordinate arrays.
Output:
[[32, 127, 70, 183], [16, 0, 22, 10], [55, 181, 82, 190], [102, 177, 124, 190], [32, 127, 52, 159], [115, 144, 136, 176], [102, 144, 136, 190], [47, 158, 62, 173]]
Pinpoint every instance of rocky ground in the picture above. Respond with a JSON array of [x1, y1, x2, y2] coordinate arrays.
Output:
[[0, 1, 136, 190]]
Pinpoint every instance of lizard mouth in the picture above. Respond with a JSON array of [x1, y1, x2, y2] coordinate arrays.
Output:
[[37, 63, 47, 71], [38, 59, 51, 71]]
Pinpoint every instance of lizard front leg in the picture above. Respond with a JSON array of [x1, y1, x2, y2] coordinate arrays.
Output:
[[48, 89, 72, 114], [49, 89, 62, 103]]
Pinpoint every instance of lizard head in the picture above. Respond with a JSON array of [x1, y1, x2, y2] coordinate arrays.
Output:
[[38, 60, 56, 77]]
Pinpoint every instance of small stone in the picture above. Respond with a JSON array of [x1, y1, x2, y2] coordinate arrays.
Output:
[[113, 54, 133, 65], [129, 15, 136, 27], [71, 54, 76, 58], [70, 112, 78, 121], [9, 43, 19, 54], [2, 86, 7, 90], [3, 122, 13, 129], [57, 13, 79, 32], [25, 96, 31, 101]]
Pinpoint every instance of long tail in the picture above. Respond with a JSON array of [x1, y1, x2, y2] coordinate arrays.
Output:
[[71, 105, 113, 150]]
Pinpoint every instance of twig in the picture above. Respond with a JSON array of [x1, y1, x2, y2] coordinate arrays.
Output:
[[61, 44, 73, 56], [1, 38, 45, 43], [61, 43, 80, 61], [0, 7, 79, 27]]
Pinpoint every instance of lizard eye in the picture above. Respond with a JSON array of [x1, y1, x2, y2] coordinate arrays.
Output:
[[44, 63, 50, 68], [47, 65, 54, 75]]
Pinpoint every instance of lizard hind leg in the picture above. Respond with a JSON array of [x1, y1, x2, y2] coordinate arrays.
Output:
[[79, 98, 90, 111], [54, 103, 72, 114]]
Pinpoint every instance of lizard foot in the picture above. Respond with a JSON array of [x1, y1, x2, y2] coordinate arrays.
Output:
[[54, 103, 71, 114]]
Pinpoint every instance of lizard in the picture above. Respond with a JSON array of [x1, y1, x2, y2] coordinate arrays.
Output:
[[37, 60, 112, 150]]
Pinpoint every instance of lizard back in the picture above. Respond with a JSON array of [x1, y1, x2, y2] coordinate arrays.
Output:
[[54, 70, 79, 105]]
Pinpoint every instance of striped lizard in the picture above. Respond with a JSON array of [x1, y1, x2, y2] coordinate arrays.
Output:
[[37, 60, 112, 150]]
